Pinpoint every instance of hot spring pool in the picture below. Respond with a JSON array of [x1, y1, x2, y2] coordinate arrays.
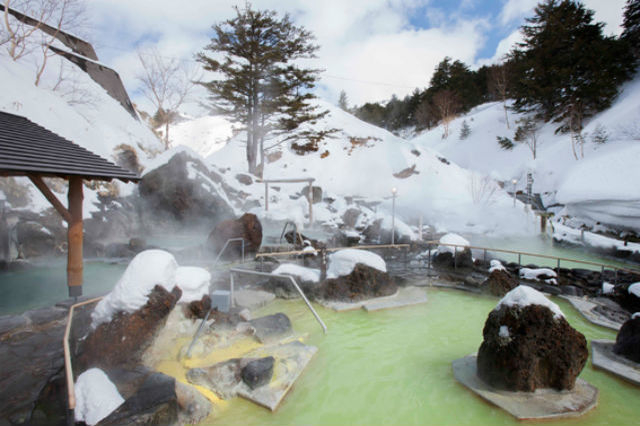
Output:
[[203, 289, 640, 425]]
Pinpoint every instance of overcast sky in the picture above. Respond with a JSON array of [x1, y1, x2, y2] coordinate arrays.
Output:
[[86, 0, 627, 115]]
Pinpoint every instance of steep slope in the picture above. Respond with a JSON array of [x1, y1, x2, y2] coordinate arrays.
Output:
[[207, 100, 537, 236], [410, 76, 640, 232]]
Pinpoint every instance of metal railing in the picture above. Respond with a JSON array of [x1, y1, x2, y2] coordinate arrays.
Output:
[[424, 241, 640, 283], [230, 268, 327, 334], [212, 237, 245, 269]]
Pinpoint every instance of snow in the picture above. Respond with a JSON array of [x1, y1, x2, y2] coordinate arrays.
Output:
[[553, 223, 640, 255], [602, 282, 614, 295], [272, 263, 321, 283], [175, 266, 211, 303], [437, 233, 470, 254], [632, 312, 640, 319], [327, 249, 386, 279], [489, 259, 506, 273], [91, 250, 178, 328], [168, 115, 233, 158], [74, 368, 124, 425], [498, 325, 510, 338], [519, 267, 557, 280], [497, 285, 565, 319], [629, 283, 640, 298]]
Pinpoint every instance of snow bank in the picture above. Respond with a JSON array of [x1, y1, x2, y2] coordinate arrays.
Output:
[[327, 249, 386, 279], [74, 368, 124, 425], [438, 233, 470, 254], [632, 312, 640, 319], [91, 250, 178, 328], [489, 259, 506, 272], [553, 223, 640, 255], [519, 268, 557, 280], [176, 266, 211, 303], [497, 285, 565, 319], [602, 282, 614, 295], [629, 283, 640, 298], [272, 264, 321, 283]]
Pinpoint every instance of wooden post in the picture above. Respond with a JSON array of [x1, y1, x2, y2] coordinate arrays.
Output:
[[308, 180, 313, 225], [67, 176, 83, 297], [264, 182, 269, 211]]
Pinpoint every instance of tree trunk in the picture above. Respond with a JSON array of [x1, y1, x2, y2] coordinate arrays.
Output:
[[164, 121, 170, 150], [503, 102, 510, 129]]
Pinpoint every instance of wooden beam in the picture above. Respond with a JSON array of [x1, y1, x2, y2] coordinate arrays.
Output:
[[67, 176, 83, 297], [28, 175, 72, 223]]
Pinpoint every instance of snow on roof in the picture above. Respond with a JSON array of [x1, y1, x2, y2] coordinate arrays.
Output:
[[272, 263, 321, 283], [176, 266, 211, 303], [438, 233, 470, 254], [91, 250, 178, 328], [629, 283, 640, 298], [327, 249, 386, 279], [497, 285, 565, 319], [74, 368, 124, 425]]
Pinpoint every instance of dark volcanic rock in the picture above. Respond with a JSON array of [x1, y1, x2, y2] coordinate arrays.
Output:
[[432, 248, 474, 270], [317, 263, 396, 302], [301, 185, 323, 204], [482, 269, 519, 297], [77, 285, 182, 371], [477, 304, 588, 392], [99, 372, 178, 425], [207, 213, 262, 259], [184, 295, 212, 320], [138, 151, 234, 225], [241, 356, 275, 389], [613, 316, 640, 363], [249, 313, 292, 343]]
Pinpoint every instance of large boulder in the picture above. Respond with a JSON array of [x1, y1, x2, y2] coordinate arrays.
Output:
[[207, 213, 262, 259], [613, 315, 640, 363], [482, 269, 519, 297], [241, 357, 275, 390], [138, 151, 234, 225], [317, 263, 396, 302], [477, 286, 588, 392], [77, 285, 182, 371]]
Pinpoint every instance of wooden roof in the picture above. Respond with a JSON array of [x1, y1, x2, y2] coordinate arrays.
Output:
[[0, 111, 139, 182]]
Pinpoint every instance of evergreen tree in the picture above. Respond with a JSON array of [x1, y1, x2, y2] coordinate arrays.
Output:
[[198, 4, 326, 175], [622, 0, 640, 60], [338, 90, 349, 111], [459, 120, 471, 140], [510, 0, 636, 158]]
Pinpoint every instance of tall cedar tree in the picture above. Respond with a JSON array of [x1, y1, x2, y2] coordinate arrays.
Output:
[[622, 0, 640, 59], [510, 0, 636, 157], [198, 4, 326, 175]]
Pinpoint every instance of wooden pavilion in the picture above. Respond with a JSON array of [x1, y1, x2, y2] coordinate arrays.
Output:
[[0, 111, 140, 297]]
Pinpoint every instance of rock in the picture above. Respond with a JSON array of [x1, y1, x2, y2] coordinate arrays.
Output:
[[138, 151, 234, 225], [184, 295, 211, 320], [187, 359, 243, 400], [561, 285, 584, 297], [235, 173, 253, 185], [175, 381, 212, 425], [0, 315, 28, 335], [233, 289, 276, 311], [317, 263, 397, 302], [301, 185, 322, 204], [16, 221, 57, 258], [249, 313, 292, 343], [24, 306, 67, 325], [477, 304, 588, 392], [207, 213, 262, 259], [482, 269, 519, 297], [613, 316, 640, 363], [77, 285, 182, 371], [99, 373, 178, 425], [342, 208, 361, 228], [241, 356, 275, 390], [433, 248, 474, 270]]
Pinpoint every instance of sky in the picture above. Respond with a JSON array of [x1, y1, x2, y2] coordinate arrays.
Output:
[[86, 0, 627, 115]]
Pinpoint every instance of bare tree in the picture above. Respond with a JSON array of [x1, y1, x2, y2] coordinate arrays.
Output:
[[432, 89, 460, 139], [488, 63, 510, 129], [514, 116, 540, 160], [137, 47, 200, 149]]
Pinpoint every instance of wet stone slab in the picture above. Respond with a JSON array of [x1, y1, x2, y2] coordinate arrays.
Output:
[[453, 355, 598, 420], [320, 286, 427, 312], [591, 340, 640, 386], [560, 295, 624, 331]]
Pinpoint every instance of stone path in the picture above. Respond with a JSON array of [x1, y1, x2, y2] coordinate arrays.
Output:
[[559, 295, 624, 331], [591, 340, 640, 386], [452, 355, 598, 420]]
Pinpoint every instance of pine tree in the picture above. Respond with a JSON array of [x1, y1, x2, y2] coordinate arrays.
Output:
[[622, 0, 640, 60], [338, 90, 349, 111], [510, 0, 636, 158], [459, 120, 471, 140], [198, 4, 327, 175]]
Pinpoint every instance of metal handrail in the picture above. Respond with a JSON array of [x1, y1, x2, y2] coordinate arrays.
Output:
[[63, 296, 104, 411], [255, 243, 410, 258], [230, 268, 327, 334], [212, 237, 245, 268], [426, 240, 640, 275]]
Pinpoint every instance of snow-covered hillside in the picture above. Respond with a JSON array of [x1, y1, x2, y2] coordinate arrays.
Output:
[[410, 76, 640, 232], [167, 115, 233, 158], [205, 100, 537, 236]]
